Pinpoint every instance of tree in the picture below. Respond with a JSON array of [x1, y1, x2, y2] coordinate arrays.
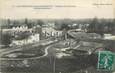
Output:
[[0, 33, 12, 47], [112, 19, 115, 34], [61, 23, 69, 30], [25, 18, 33, 28], [88, 17, 99, 32], [37, 20, 44, 27], [7, 19, 11, 28], [54, 20, 63, 30], [54, 19, 71, 30]]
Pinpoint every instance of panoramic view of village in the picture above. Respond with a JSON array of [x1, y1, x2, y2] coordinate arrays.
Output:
[[0, 18, 115, 73]]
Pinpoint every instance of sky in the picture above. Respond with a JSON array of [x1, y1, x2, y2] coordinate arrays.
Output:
[[0, 0, 114, 19]]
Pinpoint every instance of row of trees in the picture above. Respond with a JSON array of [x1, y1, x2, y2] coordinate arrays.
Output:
[[1, 18, 114, 31], [24, 19, 44, 28], [88, 18, 115, 34], [54, 18, 115, 34], [54, 19, 73, 30], [0, 19, 44, 29]]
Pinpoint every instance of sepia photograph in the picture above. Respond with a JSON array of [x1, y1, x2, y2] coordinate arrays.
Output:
[[0, 0, 115, 73]]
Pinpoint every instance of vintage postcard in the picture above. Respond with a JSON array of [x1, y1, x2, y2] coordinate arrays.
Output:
[[0, 0, 115, 73]]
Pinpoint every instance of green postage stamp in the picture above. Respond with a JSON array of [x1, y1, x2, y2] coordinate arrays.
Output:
[[97, 51, 115, 71]]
